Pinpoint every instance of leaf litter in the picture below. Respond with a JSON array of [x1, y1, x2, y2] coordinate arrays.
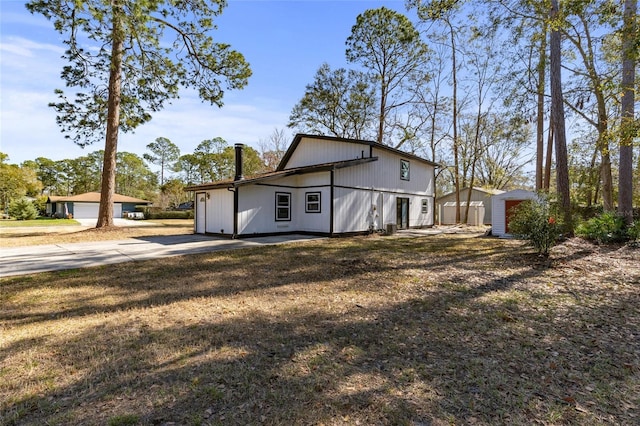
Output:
[[1, 233, 638, 425]]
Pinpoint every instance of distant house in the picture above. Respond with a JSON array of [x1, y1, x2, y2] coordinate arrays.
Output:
[[491, 189, 538, 237], [436, 187, 505, 225], [186, 134, 439, 237], [46, 192, 152, 219]]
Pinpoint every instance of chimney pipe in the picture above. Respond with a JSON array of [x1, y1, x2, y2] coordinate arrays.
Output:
[[234, 143, 244, 181]]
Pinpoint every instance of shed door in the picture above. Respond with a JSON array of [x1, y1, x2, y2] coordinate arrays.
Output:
[[396, 198, 409, 229], [505, 199, 524, 233], [195, 192, 206, 234]]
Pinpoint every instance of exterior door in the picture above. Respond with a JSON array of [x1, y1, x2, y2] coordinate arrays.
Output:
[[396, 197, 409, 229], [505, 199, 523, 233], [195, 192, 206, 234]]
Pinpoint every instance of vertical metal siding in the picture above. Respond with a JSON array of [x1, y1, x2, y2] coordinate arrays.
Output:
[[206, 189, 234, 234], [286, 138, 371, 169], [237, 174, 331, 235]]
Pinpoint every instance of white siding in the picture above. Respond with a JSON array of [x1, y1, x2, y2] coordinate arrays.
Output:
[[285, 137, 370, 169], [205, 189, 234, 234], [237, 173, 331, 235], [333, 187, 376, 233], [332, 147, 435, 231]]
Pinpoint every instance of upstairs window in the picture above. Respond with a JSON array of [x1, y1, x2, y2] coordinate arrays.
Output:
[[400, 159, 410, 181], [275, 192, 291, 221]]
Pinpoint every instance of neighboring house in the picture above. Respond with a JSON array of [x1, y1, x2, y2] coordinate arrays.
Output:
[[186, 134, 438, 237], [436, 187, 505, 225], [491, 189, 538, 237], [46, 192, 152, 219]]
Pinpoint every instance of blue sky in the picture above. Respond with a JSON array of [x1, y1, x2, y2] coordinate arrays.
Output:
[[0, 0, 410, 166]]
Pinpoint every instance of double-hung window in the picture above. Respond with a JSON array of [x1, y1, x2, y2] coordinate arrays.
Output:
[[275, 192, 291, 221], [305, 192, 321, 213]]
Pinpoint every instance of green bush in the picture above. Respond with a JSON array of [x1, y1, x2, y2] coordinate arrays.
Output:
[[8, 198, 38, 220], [624, 220, 640, 242], [575, 212, 627, 244], [147, 210, 194, 219], [508, 196, 561, 256]]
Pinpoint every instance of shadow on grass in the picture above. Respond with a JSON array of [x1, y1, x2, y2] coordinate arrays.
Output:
[[2, 236, 638, 425]]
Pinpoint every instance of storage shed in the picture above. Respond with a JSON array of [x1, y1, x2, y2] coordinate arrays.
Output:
[[440, 201, 485, 226], [436, 187, 504, 225], [491, 189, 538, 237]]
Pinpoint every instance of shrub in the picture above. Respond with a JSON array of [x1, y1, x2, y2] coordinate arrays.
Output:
[[575, 212, 627, 244], [8, 198, 38, 220], [508, 196, 561, 256], [624, 220, 640, 242], [147, 210, 194, 219]]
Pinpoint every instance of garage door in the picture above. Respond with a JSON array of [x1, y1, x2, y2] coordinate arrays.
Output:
[[73, 203, 123, 219], [73, 203, 99, 218]]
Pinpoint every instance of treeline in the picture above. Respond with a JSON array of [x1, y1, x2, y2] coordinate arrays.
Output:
[[0, 134, 286, 212], [287, 2, 639, 224]]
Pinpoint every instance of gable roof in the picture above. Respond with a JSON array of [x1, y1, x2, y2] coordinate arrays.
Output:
[[47, 192, 151, 204], [186, 157, 378, 191], [277, 134, 440, 171]]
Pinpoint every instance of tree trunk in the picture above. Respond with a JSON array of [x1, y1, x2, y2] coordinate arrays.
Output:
[[618, 0, 636, 224], [448, 19, 461, 223], [543, 122, 553, 191], [96, 2, 124, 228], [550, 0, 572, 233], [536, 22, 547, 191]]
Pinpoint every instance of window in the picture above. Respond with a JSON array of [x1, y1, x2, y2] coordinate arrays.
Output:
[[275, 192, 291, 221], [400, 159, 410, 181], [421, 199, 428, 213], [305, 192, 321, 213]]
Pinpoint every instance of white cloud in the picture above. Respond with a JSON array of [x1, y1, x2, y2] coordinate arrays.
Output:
[[0, 36, 65, 58]]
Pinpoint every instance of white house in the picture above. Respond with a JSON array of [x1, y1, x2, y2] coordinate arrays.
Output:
[[186, 134, 438, 237], [491, 189, 538, 237]]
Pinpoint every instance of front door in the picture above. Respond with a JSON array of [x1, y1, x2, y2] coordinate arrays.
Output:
[[396, 197, 409, 229], [195, 192, 206, 234]]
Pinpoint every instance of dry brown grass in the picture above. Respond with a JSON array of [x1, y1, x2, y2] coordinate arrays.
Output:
[[1, 234, 639, 425], [0, 219, 194, 247]]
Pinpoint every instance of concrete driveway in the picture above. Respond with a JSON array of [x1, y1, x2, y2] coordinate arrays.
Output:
[[0, 234, 324, 277]]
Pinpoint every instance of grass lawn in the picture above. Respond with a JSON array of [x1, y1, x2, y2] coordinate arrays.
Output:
[[0, 218, 80, 228], [0, 219, 194, 247], [1, 234, 638, 425]]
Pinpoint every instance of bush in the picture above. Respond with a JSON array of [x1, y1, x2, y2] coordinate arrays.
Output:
[[508, 196, 561, 256], [575, 212, 627, 244], [146, 210, 194, 219], [627, 221, 640, 242], [8, 198, 38, 220]]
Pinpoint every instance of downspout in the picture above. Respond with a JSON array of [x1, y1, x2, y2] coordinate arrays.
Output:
[[431, 166, 437, 226], [329, 169, 334, 236], [232, 143, 245, 239], [227, 186, 238, 238]]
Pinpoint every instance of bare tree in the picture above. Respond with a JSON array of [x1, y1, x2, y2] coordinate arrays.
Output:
[[258, 128, 290, 172]]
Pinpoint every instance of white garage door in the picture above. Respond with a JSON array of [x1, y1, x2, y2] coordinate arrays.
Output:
[[73, 203, 123, 219], [73, 203, 99, 218]]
